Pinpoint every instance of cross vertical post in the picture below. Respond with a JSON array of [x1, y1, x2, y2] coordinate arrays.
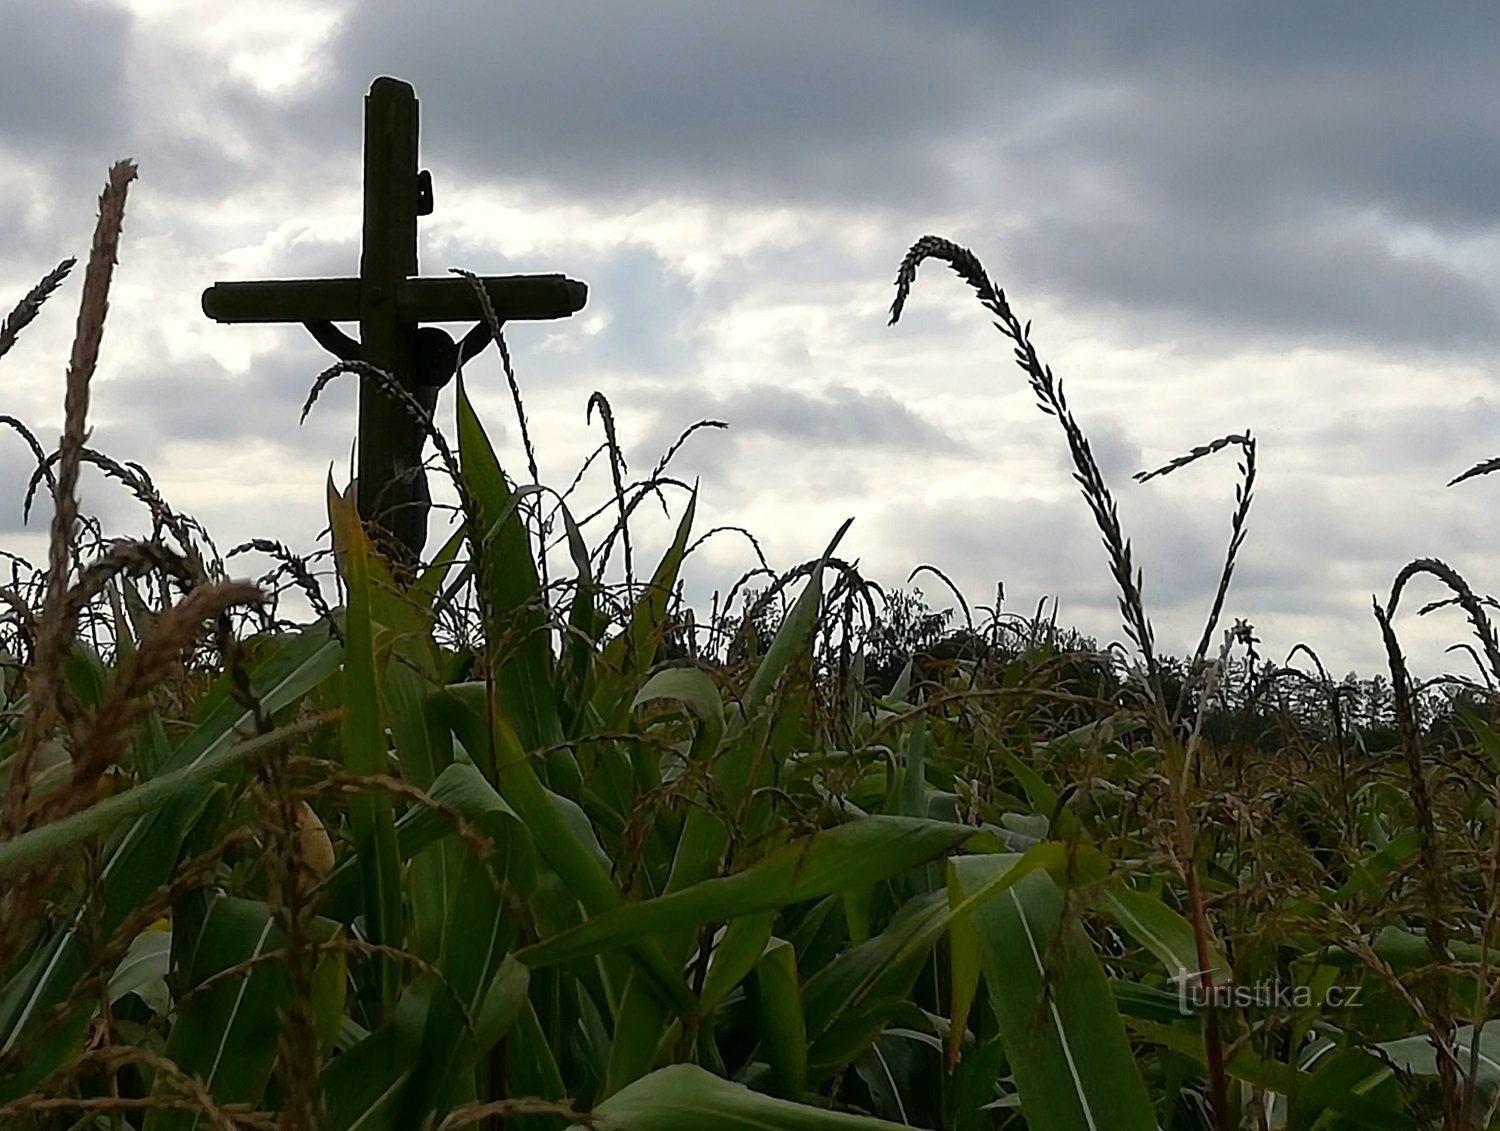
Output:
[[357, 77, 421, 563]]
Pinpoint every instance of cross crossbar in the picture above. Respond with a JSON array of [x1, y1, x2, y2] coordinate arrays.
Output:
[[202, 274, 586, 324], [200, 75, 587, 570]]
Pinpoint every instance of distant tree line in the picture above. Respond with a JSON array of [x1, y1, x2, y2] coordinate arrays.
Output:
[[710, 585, 1498, 759]]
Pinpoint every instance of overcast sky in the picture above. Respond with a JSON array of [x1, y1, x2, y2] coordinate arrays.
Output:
[[4, 0, 1500, 683]]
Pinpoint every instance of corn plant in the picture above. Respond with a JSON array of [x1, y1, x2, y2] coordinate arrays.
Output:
[[5, 165, 1500, 1131]]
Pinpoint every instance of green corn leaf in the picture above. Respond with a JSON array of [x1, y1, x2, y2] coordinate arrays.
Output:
[[143, 897, 289, 1131], [503, 995, 568, 1130], [455, 374, 564, 753], [171, 625, 341, 777], [632, 667, 725, 764], [329, 479, 404, 1016], [898, 717, 929, 818], [604, 970, 672, 1098], [473, 954, 531, 1055], [395, 784, 531, 1123], [519, 816, 973, 969], [593, 489, 698, 726], [1126, 1016, 1298, 1093], [0, 627, 339, 1101], [951, 855, 1156, 1131], [107, 927, 171, 1013], [945, 875, 980, 1069], [0, 714, 328, 879], [412, 521, 467, 612], [805, 892, 948, 1076], [601, 670, 730, 1096], [319, 755, 534, 926], [753, 936, 808, 1099], [310, 935, 348, 1057], [437, 686, 628, 915], [318, 982, 434, 1131], [595, 1063, 912, 1129], [397, 933, 515, 1123], [438, 682, 695, 1014], [1099, 885, 1229, 986], [1286, 1045, 1415, 1131], [996, 746, 1057, 817], [942, 840, 1122, 1068], [606, 908, 777, 1095], [614, 489, 696, 676], [1131, 1018, 1415, 1128], [701, 911, 776, 1012], [740, 518, 852, 727], [1379, 1024, 1500, 1121], [545, 488, 602, 734], [1332, 828, 1420, 904]]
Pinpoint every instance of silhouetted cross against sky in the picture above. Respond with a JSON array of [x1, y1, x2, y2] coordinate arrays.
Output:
[[202, 76, 587, 566]]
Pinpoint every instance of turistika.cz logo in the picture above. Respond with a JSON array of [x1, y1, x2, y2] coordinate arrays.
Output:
[[1172, 971, 1362, 1017]]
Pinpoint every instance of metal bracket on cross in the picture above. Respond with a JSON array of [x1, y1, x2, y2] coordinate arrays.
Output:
[[202, 76, 587, 567]]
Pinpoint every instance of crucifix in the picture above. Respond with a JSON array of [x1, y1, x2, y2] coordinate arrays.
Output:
[[202, 76, 587, 568]]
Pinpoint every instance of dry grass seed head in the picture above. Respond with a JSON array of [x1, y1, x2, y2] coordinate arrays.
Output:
[[3, 161, 137, 841], [63, 580, 265, 808], [0, 258, 76, 363]]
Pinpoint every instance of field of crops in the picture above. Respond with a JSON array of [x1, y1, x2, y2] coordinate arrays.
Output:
[[4, 164, 1499, 1130]]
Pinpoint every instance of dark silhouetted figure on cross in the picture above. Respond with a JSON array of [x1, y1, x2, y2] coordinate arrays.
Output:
[[303, 319, 492, 566]]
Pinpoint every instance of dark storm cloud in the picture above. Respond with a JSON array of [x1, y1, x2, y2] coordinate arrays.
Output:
[[8, 2, 1498, 357], [0, 0, 132, 156], [916, 3, 1500, 348], [306, 1, 1500, 354], [318, 1, 987, 206], [318, 0, 1500, 228]]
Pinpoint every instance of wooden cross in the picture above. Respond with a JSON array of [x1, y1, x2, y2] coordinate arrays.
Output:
[[202, 76, 587, 566]]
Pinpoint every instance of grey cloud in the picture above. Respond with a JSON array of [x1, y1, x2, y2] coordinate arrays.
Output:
[[274, 0, 1500, 361], [7, 0, 1500, 678], [863, 492, 1124, 645], [0, 435, 172, 544], [858, 466, 1422, 665], [0, 1, 132, 156], [555, 244, 704, 378], [0, 2, 279, 214], [104, 338, 360, 454], [935, 7, 1500, 349], [249, 236, 362, 284], [314, 1, 987, 207], [14, 2, 1500, 363], [1306, 398, 1500, 483], [735, 384, 962, 451], [0, 434, 42, 537], [1021, 206, 1500, 352], [635, 381, 964, 458], [1068, 415, 1143, 486]]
